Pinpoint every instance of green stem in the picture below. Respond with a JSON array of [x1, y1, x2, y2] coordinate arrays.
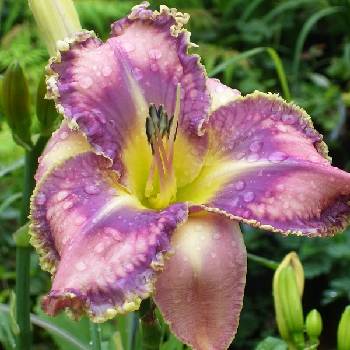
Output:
[[139, 299, 162, 350], [247, 253, 279, 270], [89, 322, 102, 350], [15, 136, 48, 350]]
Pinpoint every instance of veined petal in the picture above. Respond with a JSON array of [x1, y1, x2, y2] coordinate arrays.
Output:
[[47, 2, 210, 197], [30, 151, 188, 320], [178, 91, 350, 236], [154, 211, 246, 350]]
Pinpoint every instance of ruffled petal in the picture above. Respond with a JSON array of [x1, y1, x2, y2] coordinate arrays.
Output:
[[178, 91, 350, 236], [206, 78, 241, 113], [35, 121, 91, 182], [30, 151, 188, 321], [154, 211, 246, 350], [47, 2, 210, 195]]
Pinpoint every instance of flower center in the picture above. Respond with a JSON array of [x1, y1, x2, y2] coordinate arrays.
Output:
[[144, 84, 181, 209]]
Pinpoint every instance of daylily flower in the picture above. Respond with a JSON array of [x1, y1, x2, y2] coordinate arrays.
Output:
[[29, 2, 350, 349]]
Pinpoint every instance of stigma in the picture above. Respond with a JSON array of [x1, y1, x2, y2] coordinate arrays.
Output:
[[144, 84, 181, 209]]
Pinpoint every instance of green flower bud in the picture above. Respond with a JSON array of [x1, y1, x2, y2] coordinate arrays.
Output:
[[36, 71, 59, 135], [338, 306, 350, 350], [1, 62, 32, 150], [28, 0, 82, 56], [306, 309, 323, 342], [273, 252, 305, 347]]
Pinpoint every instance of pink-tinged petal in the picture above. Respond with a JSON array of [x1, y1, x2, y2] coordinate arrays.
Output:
[[46, 3, 210, 192], [154, 212, 246, 350], [206, 78, 241, 113], [35, 121, 91, 182], [178, 91, 350, 236], [30, 151, 188, 320]]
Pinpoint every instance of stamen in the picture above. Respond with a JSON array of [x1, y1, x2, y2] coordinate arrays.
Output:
[[144, 86, 181, 208], [168, 84, 181, 165]]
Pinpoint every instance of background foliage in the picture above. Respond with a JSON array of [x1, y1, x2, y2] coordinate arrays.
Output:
[[0, 0, 350, 349]]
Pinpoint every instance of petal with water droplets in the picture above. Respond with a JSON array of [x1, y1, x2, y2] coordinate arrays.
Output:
[[30, 151, 188, 320], [47, 3, 210, 196], [178, 91, 350, 236], [154, 212, 246, 350]]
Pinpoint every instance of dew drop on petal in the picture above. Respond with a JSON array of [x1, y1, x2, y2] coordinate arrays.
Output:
[[63, 201, 73, 210], [268, 151, 288, 163], [102, 66, 112, 77], [214, 233, 221, 240], [36, 193, 46, 205], [80, 77, 93, 89], [249, 140, 263, 153], [56, 190, 70, 202], [74, 215, 87, 226], [84, 184, 101, 195], [148, 48, 162, 60], [247, 153, 260, 162], [281, 114, 297, 124], [235, 180, 246, 191], [151, 63, 159, 72], [123, 42, 135, 52], [75, 261, 86, 271], [133, 68, 143, 81], [243, 191, 255, 202], [60, 131, 68, 140]]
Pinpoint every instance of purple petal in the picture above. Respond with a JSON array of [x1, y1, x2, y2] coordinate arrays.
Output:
[[47, 3, 210, 190], [30, 151, 188, 320], [179, 91, 350, 236], [154, 212, 246, 349]]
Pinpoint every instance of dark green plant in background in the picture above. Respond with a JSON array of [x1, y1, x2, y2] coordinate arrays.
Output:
[[0, 0, 350, 349]]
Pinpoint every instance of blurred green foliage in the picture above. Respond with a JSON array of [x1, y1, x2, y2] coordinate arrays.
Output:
[[0, 0, 350, 349]]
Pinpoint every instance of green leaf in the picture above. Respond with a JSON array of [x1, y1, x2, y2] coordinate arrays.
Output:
[[34, 305, 90, 350], [13, 223, 30, 247], [256, 337, 288, 350]]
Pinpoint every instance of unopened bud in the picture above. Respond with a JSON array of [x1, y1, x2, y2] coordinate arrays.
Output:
[[273, 252, 305, 346], [36, 71, 59, 135], [338, 306, 350, 350], [306, 309, 323, 342], [2, 62, 32, 150], [28, 0, 82, 56]]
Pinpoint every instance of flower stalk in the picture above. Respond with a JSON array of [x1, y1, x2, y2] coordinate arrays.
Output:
[[16, 136, 48, 350]]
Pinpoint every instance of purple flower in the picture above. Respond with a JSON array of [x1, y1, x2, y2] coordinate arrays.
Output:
[[29, 2, 350, 349]]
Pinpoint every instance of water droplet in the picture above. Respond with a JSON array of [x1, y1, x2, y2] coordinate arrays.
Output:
[[243, 191, 255, 202], [133, 68, 143, 80], [148, 48, 162, 60], [75, 261, 86, 271], [74, 215, 86, 226], [235, 180, 246, 191], [123, 42, 135, 52], [151, 63, 159, 72], [56, 190, 69, 202], [249, 141, 263, 153], [281, 114, 297, 124], [80, 77, 93, 89], [84, 184, 100, 195], [36, 193, 46, 205], [60, 131, 68, 140], [214, 233, 221, 240], [247, 153, 260, 162], [102, 66, 112, 77], [63, 201, 73, 210], [94, 242, 104, 253], [268, 151, 287, 163], [190, 89, 198, 98], [211, 252, 217, 259]]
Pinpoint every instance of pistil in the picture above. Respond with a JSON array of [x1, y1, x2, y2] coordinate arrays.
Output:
[[144, 84, 181, 208]]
